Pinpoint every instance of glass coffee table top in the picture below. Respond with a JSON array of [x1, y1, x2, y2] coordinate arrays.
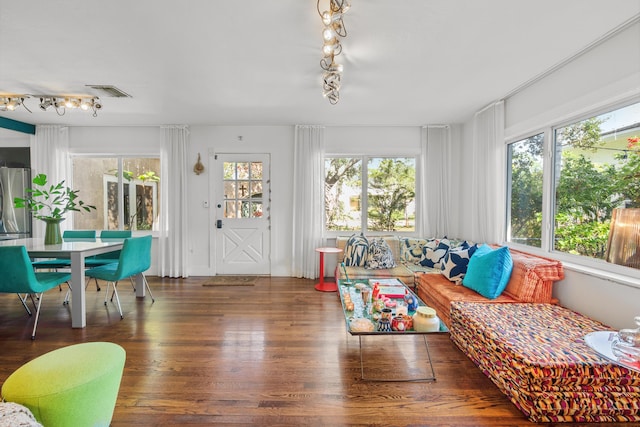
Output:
[[338, 278, 446, 335]]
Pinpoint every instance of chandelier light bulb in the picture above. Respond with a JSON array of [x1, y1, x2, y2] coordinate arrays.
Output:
[[322, 43, 336, 56], [322, 27, 336, 42], [322, 11, 332, 26]]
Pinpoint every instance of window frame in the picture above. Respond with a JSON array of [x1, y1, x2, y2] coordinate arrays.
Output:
[[70, 154, 160, 234], [323, 154, 419, 237], [505, 97, 640, 280]]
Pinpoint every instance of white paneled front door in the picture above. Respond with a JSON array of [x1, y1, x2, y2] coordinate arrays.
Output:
[[213, 153, 271, 275]]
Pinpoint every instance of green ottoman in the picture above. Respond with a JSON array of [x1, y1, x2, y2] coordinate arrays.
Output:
[[1, 342, 126, 427]]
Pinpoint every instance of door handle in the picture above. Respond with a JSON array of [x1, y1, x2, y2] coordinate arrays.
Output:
[[216, 219, 222, 229]]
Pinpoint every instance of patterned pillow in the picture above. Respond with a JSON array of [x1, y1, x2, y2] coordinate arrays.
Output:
[[419, 238, 450, 268], [440, 243, 479, 283], [399, 237, 428, 264], [343, 233, 369, 267], [365, 238, 397, 269]]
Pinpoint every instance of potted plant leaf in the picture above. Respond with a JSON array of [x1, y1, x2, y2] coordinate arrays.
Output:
[[14, 173, 97, 244]]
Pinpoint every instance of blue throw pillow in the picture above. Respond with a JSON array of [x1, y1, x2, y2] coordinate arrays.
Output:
[[419, 239, 450, 268], [462, 245, 513, 299]]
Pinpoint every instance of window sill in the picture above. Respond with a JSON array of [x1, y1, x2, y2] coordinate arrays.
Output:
[[505, 242, 640, 290], [561, 261, 640, 291]]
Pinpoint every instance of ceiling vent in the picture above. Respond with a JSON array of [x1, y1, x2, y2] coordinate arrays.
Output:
[[85, 85, 131, 98]]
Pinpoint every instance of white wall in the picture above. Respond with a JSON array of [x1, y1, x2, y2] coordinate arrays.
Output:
[[188, 126, 295, 276], [0, 128, 30, 147]]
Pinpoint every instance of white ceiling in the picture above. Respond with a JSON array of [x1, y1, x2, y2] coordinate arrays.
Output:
[[0, 1, 639, 129]]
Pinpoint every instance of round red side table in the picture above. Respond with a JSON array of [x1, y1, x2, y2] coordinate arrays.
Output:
[[315, 247, 343, 292]]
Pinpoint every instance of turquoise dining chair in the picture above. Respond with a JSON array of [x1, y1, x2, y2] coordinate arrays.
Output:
[[85, 230, 132, 291], [32, 230, 97, 270], [0, 246, 72, 339], [84, 235, 154, 319]]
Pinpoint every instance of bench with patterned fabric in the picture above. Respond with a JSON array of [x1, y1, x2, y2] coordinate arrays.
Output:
[[450, 302, 640, 423]]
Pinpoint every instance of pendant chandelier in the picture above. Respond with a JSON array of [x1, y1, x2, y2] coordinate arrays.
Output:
[[317, 0, 351, 105]]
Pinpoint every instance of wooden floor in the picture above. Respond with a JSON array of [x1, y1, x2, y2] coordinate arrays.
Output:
[[0, 276, 632, 426]]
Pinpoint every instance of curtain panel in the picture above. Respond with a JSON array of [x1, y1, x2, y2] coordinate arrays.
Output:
[[469, 101, 506, 244], [291, 125, 325, 279], [159, 125, 189, 278], [419, 125, 451, 237], [30, 125, 70, 238]]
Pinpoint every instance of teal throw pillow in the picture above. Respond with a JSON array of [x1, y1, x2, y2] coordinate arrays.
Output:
[[462, 245, 513, 299]]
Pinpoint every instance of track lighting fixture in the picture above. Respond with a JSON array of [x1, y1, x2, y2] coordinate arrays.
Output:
[[0, 94, 102, 117], [0, 95, 32, 113], [39, 96, 102, 117]]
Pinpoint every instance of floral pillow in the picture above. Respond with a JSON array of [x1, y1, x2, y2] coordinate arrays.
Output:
[[440, 242, 479, 283], [365, 238, 397, 269], [420, 238, 450, 268], [343, 233, 369, 267], [399, 237, 428, 264]]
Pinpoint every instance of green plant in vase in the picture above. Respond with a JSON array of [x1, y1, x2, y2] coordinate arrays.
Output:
[[14, 173, 97, 244]]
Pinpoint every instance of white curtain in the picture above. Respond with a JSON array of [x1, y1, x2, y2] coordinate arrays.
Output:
[[291, 125, 325, 279], [159, 125, 189, 278], [469, 101, 506, 244], [419, 125, 451, 237], [30, 125, 70, 238]]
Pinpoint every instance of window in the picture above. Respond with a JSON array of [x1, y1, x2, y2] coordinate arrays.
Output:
[[72, 157, 160, 231], [507, 100, 640, 272], [222, 161, 264, 218], [324, 156, 416, 232], [507, 133, 544, 248]]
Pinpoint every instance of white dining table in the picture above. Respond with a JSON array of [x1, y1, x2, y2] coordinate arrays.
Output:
[[0, 237, 146, 328]]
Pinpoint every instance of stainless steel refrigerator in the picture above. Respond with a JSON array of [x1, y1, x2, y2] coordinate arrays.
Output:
[[0, 167, 31, 239]]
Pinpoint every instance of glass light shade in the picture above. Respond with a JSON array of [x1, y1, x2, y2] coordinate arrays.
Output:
[[322, 42, 337, 56], [64, 98, 78, 108], [322, 11, 332, 26], [80, 100, 92, 110], [322, 27, 336, 42]]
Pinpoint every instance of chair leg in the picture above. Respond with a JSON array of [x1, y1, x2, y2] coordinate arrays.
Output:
[[86, 277, 101, 291], [63, 282, 72, 305], [143, 274, 155, 303], [104, 281, 123, 319], [18, 294, 32, 316], [28, 294, 38, 312], [104, 282, 111, 305], [112, 282, 123, 319], [129, 276, 136, 292], [31, 292, 44, 340]]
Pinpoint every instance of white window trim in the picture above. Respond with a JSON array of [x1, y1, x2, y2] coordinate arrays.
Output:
[[505, 96, 640, 285], [323, 154, 420, 238]]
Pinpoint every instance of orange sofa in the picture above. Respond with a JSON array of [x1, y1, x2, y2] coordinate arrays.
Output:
[[415, 247, 565, 328]]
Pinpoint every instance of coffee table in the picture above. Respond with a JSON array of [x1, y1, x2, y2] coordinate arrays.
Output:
[[338, 278, 446, 382]]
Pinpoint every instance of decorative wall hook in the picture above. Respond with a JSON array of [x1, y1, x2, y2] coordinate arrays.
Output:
[[194, 153, 205, 175]]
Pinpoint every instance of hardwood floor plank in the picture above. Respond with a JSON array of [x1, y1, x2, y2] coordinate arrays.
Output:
[[0, 276, 633, 426]]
